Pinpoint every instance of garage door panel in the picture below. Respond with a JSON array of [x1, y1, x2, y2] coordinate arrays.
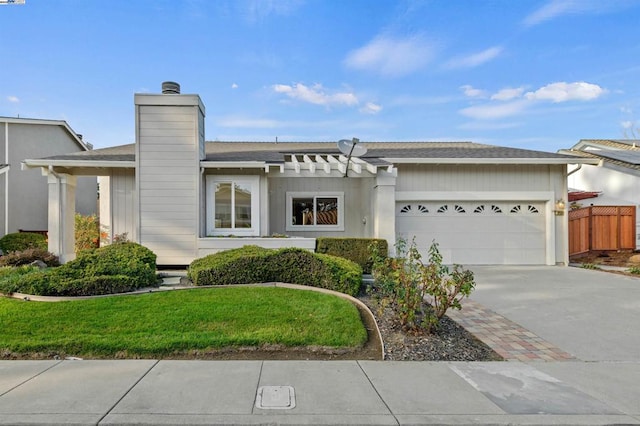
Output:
[[396, 201, 547, 265]]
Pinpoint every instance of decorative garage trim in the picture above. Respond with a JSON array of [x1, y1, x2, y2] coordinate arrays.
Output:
[[394, 191, 557, 265]]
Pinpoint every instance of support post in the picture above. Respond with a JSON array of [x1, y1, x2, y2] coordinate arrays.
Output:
[[48, 172, 77, 263], [373, 169, 397, 256]]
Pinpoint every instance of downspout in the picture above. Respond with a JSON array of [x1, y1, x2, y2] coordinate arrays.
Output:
[[567, 164, 582, 177], [4, 122, 8, 236]]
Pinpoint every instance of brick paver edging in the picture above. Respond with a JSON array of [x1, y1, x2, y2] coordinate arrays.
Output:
[[447, 299, 576, 362]]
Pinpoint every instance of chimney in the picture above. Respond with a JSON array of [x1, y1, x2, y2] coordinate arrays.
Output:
[[161, 81, 180, 94]]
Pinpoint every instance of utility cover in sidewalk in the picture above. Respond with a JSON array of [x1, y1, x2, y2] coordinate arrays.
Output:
[[255, 386, 296, 410]]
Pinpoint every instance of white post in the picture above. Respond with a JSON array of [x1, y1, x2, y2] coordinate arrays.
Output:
[[48, 172, 77, 263], [373, 169, 397, 256]]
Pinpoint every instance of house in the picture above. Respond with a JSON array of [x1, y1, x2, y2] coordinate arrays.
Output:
[[22, 82, 595, 265], [560, 139, 640, 249], [1, 117, 98, 238]]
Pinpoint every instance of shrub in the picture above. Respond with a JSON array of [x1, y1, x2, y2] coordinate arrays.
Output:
[[0, 242, 159, 297], [75, 213, 105, 253], [0, 232, 47, 253], [370, 237, 475, 333], [316, 238, 388, 274], [628, 266, 640, 275], [0, 265, 42, 295], [188, 245, 362, 296], [0, 248, 59, 267]]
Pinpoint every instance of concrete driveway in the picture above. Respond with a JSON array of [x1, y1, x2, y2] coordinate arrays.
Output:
[[468, 266, 640, 362]]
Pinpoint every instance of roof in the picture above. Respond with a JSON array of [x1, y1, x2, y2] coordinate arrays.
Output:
[[24, 141, 590, 170], [559, 139, 640, 171], [0, 116, 91, 152]]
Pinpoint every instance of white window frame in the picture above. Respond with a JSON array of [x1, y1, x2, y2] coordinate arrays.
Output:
[[206, 175, 260, 236], [286, 192, 344, 232]]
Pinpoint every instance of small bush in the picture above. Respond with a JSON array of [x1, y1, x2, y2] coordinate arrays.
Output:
[[0, 248, 59, 267], [188, 245, 362, 296], [75, 214, 105, 253], [316, 238, 388, 274], [370, 237, 475, 333], [0, 232, 47, 253], [0, 242, 159, 297]]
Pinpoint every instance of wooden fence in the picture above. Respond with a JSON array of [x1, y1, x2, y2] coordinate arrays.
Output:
[[569, 206, 636, 256]]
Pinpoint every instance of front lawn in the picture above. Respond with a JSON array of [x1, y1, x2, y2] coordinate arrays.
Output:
[[0, 287, 367, 358]]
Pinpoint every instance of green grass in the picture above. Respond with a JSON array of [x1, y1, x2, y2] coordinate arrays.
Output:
[[0, 287, 367, 357]]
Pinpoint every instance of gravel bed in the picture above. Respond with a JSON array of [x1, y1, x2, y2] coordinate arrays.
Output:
[[358, 295, 503, 361]]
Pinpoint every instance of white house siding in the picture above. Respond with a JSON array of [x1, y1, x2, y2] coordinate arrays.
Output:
[[395, 164, 567, 265], [2, 122, 97, 236], [135, 101, 203, 265], [268, 175, 374, 238], [568, 164, 640, 249], [109, 169, 136, 242]]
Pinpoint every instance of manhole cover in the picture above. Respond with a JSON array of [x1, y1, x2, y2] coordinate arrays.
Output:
[[255, 386, 296, 410]]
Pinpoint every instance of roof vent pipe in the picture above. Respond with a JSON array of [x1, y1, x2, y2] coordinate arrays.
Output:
[[161, 81, 180, 94]]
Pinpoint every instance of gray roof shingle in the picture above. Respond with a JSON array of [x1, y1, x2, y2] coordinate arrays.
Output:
[[35, 141, 577, 164]]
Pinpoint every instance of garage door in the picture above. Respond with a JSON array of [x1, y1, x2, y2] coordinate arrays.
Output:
[[396, 201, 547, 265]]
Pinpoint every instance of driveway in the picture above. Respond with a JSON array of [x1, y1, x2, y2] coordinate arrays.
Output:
[[468, 266, 640, 362]]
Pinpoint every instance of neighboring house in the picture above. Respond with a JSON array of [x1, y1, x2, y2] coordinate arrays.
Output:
[[560, 139, 640, 249], [23, 83, 594, 265], [0, 117, 98, 238]]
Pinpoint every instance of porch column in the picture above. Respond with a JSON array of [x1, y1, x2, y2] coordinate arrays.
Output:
[[373, 169, 397, 256], [48, 172, 77, 263]]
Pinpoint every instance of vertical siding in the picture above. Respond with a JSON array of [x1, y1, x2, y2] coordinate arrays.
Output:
[[396, 164, 555, 192], [5, 123, 97, 234], [268, 176, 373, 238], [137, 104, 200, 264], [111, 169, 136, 241]]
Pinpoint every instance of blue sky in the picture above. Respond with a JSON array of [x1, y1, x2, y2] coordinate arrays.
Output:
[[1, 0, 640, 152]]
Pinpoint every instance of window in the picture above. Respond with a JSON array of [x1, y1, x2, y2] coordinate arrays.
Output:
[[286, 192, 344, 231], [206, 176, 259, 236]]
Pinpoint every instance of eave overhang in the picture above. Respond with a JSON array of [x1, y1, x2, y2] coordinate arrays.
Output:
[[385, 157, 600, 165], [22, 159, 136, 170]]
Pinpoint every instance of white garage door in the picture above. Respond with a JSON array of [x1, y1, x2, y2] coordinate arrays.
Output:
[[396, 201, 547, 265]]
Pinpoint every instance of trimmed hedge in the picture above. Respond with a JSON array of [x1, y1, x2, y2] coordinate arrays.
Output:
[[188, 246, 362, 296], [0, 242, 159, 297], [316, 238, 388, 274], [0, 232, 47, 254]]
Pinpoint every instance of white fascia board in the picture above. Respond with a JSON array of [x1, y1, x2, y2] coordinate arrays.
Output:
[[384, 157, 600, 165], [134, 93, 205, 115], [200, 161, 270, 169], [395, 190, 556, 202], [0, 117, 89, 151], [0, 164, 9, 175], [22, 159, 135, 169]]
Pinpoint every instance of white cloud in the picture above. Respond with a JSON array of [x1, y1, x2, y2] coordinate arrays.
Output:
[[459, 100, 529, 120], [460, 85, 486, 98], [344, 34, 436, 77], [272, 83, 358, 107], [522, 0, 634, 27], [445, 46, 503, 69], [524, 82, 606, 103], [7, 96, 19, 103], [491, 87, 525, 101], [360, 102, 382, 115], [621, 120, 637, 129], [459, 81, 606, 121], [231, 83, 238, 89]]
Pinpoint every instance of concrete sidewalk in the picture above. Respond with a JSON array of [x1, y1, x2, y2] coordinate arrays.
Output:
[[1, 359, 639, 425]]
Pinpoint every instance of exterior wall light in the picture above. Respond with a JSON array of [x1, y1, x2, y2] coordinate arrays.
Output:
[[554, 199, 566, 216]]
